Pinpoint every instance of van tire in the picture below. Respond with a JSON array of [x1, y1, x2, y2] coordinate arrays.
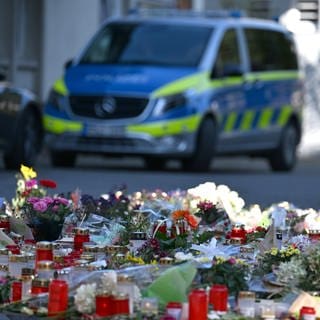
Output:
[[4, 109, 42, 170], [181, 118, 216, 172], [50, 150, 76, 167], [268, 122, 298, 172]]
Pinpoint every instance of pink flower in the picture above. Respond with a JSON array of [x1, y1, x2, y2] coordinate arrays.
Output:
[[25, 179, 37, 189], [33, 200, 48, 212], [228, 258, 237, 265], [27, 197, 41, 204], [55, 197, 69, 206]]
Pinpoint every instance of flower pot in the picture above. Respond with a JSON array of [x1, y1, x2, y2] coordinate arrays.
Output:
[[29, 219, 64, 242]]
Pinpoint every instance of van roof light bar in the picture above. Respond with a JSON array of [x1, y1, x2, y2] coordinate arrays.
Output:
[[128, 8, 245, 19]]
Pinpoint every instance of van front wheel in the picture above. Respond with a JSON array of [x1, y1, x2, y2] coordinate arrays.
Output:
[[268, 122, 298, 172], [181, 118, 216, 172]]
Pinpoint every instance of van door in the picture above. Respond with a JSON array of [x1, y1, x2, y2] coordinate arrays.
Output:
[[209, 27, 249, 153], [240, 27, 300, 151]]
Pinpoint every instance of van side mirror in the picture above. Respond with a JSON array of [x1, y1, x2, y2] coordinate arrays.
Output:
[[64, 59, 73, 70]]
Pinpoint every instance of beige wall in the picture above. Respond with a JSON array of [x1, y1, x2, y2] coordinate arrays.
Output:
[[41, 0, 101, 101]]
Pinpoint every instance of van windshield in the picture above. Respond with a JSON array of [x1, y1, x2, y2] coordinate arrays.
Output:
[[79, 22, 213, 67]]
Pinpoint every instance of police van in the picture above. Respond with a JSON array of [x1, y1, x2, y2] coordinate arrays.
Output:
[[43, 10, 304, 171]]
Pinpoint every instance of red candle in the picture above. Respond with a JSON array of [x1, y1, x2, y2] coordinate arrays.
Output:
[[73, 227, 90, 252], [188, 288, 208, 320], [48, 279, 69, 316], [35, 241, 53, 266], [96, 294, 113, 317], [6, 244, 20, 254], [112, 293, 130, 315], [11, 281, 22, 302], [209, 284, 228, 314], [31, 279, 50, 295]]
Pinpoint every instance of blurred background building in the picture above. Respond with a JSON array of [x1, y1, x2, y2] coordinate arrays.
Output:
[[0, 0, 319, 100]]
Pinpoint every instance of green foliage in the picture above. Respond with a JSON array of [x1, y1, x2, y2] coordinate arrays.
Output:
[[198, 257, 249, 296]]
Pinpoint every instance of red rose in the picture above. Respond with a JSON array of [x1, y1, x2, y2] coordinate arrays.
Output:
[[39, 179, 57, 189]]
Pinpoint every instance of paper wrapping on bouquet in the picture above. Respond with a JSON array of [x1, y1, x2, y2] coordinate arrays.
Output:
[[0, 228, 14, 246], [143, 262, 197, 307], [191, 238, 231, 259], [9, 216, 34, 240], [0, 216, 34, 245]]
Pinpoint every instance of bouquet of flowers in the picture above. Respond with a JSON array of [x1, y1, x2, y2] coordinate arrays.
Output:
[[11, 165, 73, 241], [198, 257, 249, 296], [23, 195, 72, 241]]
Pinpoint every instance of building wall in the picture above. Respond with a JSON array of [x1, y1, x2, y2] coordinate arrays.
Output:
[[41, 0, 101, 101]]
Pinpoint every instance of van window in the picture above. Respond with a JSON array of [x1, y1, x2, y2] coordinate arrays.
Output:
[[245, 28, 298, 72], [212, 28, 241, 78], [80, 22, 213, 67]]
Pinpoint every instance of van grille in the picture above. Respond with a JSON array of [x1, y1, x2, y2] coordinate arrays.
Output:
[[69, 95, 149, 119]]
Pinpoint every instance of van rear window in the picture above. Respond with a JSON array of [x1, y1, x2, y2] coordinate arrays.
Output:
[[79, 22, 213, 67]]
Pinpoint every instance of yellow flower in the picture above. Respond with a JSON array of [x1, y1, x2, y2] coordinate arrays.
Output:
[[126, 254, 145, 265], [270, 248, 278, 256], [20, 164, 37, 180]]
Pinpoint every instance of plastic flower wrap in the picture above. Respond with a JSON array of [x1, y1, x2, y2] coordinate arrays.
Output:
[[143, 262, 197, 307]]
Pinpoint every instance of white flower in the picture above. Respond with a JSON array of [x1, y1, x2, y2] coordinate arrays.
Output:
[[101, 270, 117, 292], [74, 283, 97, 314], [174, 251, 194, 261], [187, 182, 218, 203]]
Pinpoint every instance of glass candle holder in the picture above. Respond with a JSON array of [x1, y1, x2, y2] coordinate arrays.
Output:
[[112, 292, 130, 316], [31, 279, 50, 295], [35, 241, 53, 265], [237, 291, 256, 317], [0, 214, 10, 233], [36, 260, 55, 280], [117, 274, 136, 314], [73, 227, 90, 252], [189, 288, 208, 320], [166, 302, 182, 320], [209, 284, 228, 314], [0, 264, 8, 277], [96, 293, 113, 317], [8, 254, 28, 278], [48, 279, 69, 316], [260, 300, 276, 319], [21, 268, 35, 300], [0, 248, 8, 264], [140, 297, 159, 316]]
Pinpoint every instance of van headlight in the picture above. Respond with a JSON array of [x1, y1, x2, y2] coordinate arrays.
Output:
[[152, 93, 186, 116], [47, 90, 67, 111]]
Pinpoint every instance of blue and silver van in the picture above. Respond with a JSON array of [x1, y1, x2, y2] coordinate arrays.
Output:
[[44, 10, 304, 171]]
